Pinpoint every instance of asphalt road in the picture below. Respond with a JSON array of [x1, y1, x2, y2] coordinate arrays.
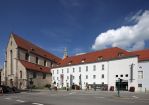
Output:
[[0, 90, 149, 105]]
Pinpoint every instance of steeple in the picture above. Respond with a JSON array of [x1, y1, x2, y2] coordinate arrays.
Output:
[[63, 48, 68, 59]]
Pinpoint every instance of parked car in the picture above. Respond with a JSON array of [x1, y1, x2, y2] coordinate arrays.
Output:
[[11, 86, 20, 93], [0, 85, 20, 94], [0, 85, 13, 94]]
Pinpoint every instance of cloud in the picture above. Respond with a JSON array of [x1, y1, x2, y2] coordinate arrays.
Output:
[[92, 10, 149, 51], [72, 48, 84, 55]]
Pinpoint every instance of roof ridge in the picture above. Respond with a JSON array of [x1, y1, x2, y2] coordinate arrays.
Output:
[[11, 33, 61, 62], [64, 47, 127, 59], [19, 60, 51, 68]]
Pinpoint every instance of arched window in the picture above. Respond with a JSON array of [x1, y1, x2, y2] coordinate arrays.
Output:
[[20, 71, 22, 79]]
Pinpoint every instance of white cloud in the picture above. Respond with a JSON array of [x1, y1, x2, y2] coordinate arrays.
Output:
[[72, 48, 84, 55], [92, 10, 149, 51]]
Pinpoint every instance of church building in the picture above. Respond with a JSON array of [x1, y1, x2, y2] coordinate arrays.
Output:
[[1, 33, 61, 89]]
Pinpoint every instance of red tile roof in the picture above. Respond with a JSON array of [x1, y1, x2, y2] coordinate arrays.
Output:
[[12, 33, 61, 63], [132, 49, 149, 61], [56, 47, 137, 68], [20, 60, 51, 73]]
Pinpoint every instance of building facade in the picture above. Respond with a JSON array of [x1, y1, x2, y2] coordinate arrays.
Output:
[[133, 49, 149, 92], [1, 33, 61, 89], [52, 47, 140, 91]]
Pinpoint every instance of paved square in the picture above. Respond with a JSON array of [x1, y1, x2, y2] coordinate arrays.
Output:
[[0, 90, 149, 105]]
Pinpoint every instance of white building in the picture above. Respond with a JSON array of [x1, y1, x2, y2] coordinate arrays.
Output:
[[52, 47, 140, 91], [133, 49, 149, 92]]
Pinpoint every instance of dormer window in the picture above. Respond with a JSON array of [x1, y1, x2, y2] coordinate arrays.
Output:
[[97, 56, 103, 61], [118, 53, 124, 57], [31, 48, 34, 51], [81, 59, 85, 63], [68, 61, 72, 65]]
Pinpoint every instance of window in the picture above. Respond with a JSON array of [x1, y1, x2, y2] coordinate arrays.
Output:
[[86, 66, 88, 72], [93, 75, 96, 79], [97, 56, 103, 61], [138, 84, 142, 87], [53, 70, 54, 75], [81, 59, 85, 63], [138, 71, 143, 79], [25, 53, 29, 61], [43, 73, 46, 79], [73, 68, 75, 73], [33, 72, 37, 78], [79, 67, 81, 72], [86, 75, 88, 79], [73, 76, 75, 79], [10, 41, 12, 46], [93, 65, 96, 71], [101, 74, 104, 79], [102, 64, 104, 70], [57, 77, 59, 80], [67, 68, 69, 73], [10, 50, 13, 74], [57, 70, 59, 74], [120, 75, 123, 77], [20, 71, 22, 79], [36, 57, 38, 64], [62, 69, 63, 73], [116, 75, 118, 77], [44, 60, 47, 66], [51, 62, 53, 67], [118, 52, 124, 57], [67, 76, 69, 80], [125, 74, 128, 77], [68, 61, 72, 65]]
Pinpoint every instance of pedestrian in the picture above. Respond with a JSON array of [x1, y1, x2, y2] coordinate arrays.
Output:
[[93, 83, 96, 91], [0, 86, 3, 96], [66, 83, 69, 91], [86, 83, 89, 91]]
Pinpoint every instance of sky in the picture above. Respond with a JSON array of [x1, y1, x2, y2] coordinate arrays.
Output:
[[0, 0, 149, 68]]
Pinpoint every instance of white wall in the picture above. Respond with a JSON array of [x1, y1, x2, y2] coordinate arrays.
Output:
[[52, 62, 108, 89], [108, 57, 138, 91], [138, 61, 149, 92], [52, 57, 139, 91], [6, 35, 18, 86]]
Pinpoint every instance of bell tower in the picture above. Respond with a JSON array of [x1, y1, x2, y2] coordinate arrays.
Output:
[[63, 48, 68, 59]]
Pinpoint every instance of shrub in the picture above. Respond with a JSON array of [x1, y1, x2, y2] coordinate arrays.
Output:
[[45, 84, 51, 88], [109, 86, 114, 91], [129, 87, 135, 92]]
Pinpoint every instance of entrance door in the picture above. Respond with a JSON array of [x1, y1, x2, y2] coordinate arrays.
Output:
[[116, 81, 128, 91]]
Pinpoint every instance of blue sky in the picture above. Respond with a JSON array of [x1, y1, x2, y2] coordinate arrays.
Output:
[[0, 0, 149, 68]]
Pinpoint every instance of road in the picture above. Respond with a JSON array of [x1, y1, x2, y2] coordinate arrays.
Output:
[[0, 90, 149, 105]]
